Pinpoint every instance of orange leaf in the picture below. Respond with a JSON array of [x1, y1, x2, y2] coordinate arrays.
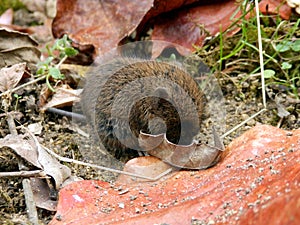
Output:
[[259, 0, 292, 20], [52, 0, 154, 55], [151, 0, 242, 56]]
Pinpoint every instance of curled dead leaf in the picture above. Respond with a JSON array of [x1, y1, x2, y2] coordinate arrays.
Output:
[[40, 84, 82, 111], [138, 128, 224, 169], [259, 0, 292, 20], [0, 62, 26, 93], [30, 178, 58, 211], [0, 29, 40, 69], [0, 133, 71, 189]]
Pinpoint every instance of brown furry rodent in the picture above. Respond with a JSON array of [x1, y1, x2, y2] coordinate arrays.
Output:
[[81, 58, 204, 160]]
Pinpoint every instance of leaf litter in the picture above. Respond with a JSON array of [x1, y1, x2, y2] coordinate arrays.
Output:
[[0, 0, 299, 224], [0, 130, 72, 210]]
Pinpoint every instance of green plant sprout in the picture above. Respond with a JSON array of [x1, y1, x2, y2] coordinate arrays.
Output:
[[199, 0, 300, 99], [36, 34, 78, 92], [13, 93, 22, 110]]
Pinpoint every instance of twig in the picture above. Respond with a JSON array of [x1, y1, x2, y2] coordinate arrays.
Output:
[[41, 144, 173, 181], [221, 2, 269, 139], [6, 114, 40, 224], [46, 107, 86, 120], [22, 179, 40, 225], [255, 0, 267, 108], [0, 111, 23, 118], [221, 108, 267, 139], [0, 170, 47, 178], [0, 75, 46, 98], [277, 117, 284, 128], [22, 125, 172, 181], [6, 113, 18, 135]]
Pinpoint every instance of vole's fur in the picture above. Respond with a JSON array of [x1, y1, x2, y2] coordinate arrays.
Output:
[[81, 58, 204, 159]]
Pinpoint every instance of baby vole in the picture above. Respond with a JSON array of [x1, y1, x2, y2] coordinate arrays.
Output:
[[81, 58, 204, 160]]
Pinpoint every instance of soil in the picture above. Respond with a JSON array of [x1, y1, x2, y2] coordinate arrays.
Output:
[[0, 67, 299, 224], [0, 4, 299, 225]]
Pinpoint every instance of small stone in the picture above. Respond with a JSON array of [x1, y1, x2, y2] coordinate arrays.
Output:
[[118, 202, 125, 209], [135, 207, 140, 213]]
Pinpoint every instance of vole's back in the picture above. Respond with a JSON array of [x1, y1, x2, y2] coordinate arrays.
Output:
[[81, 59, 204, 159]]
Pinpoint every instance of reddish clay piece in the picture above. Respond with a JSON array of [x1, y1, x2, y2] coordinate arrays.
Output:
[[49, 125, 300, 225], [117, 156, 173, 184]]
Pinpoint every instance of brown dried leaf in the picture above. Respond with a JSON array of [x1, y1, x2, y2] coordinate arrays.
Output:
[[0, 133, 71, 189], [0, 29, 40, 69], [138, 129, 224, 169], [0, 62, 26, 93], [30, 178, 57, 211], [0, 134, 41, 168], [31, 176, 82, 211], [275, 95, 290, 118], [52, 0, 154, 56], [0, 28, 38, 50], [0, 46, 41, 70], [151, 1, 242, 57], [41, 84, 82, 111], [139, 0, 200, 29]]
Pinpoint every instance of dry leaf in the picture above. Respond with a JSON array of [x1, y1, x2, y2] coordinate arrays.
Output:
[[0, 134, 41, 168], [30, 178, 57, 211], [30, 176, 82, 211], [0, 62, 26, 92], [51, 0, 292, 59], [52, 0, 154, 56], [0, 29, 40, 69], [275, 95, 290, 118], [138, 129, 224, 169], [40, 84, 82, 111], [0, 28, 38, 50], [28, 122, 43, 135], [151, 1, 242, 56], [0, 133, 71, 189], [35, 143, 71, 190], [260, 0, 292, 20], [138, 0, 201, 30], [287, 0, 300, 14]]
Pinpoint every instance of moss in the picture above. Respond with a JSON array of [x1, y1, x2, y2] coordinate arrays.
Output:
[[0, 0, 25, 15]]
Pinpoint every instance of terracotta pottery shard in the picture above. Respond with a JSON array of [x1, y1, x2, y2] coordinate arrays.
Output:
[[49, 125, 300, 225], [138, 128, 224, 169]]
